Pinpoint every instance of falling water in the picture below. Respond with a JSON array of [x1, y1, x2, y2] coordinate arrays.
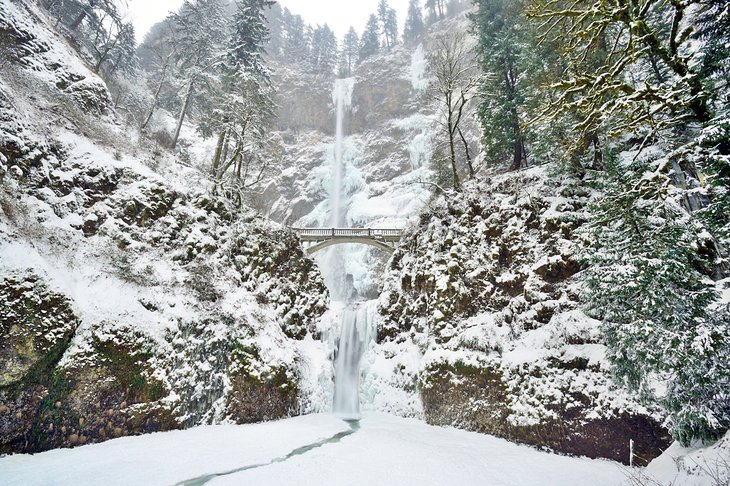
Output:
[[332, 306, 367, 418], [326, 78, 373, 418], [331, 79, 345, 227]]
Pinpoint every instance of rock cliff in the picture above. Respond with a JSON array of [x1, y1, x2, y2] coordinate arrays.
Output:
[[0, 0, 327, 453]]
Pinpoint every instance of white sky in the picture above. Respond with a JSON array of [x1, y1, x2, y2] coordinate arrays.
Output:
[[126, 0, 411, 43]]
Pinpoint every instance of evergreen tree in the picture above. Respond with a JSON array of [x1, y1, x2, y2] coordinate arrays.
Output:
[[339, 27, 359, 77], [359, 14, 381, 62], [206, 0, 277, 201], [168, 0, 227, 149], [697, 0, 730, 91], [265, 2, 284, 57], [425, 0, 445, 23], [582, 154, 730, 445], [228, 0, 274, 76], [472, 0, 529, 170], [309, 24, 338, 74], [384, 7, 399, 49], [282, 8, 309, 63], [377, 0, 398, 50], [403, 0, 425, 44]]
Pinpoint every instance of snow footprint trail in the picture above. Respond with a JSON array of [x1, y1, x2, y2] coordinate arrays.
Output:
[[177, 419, 361, 486]]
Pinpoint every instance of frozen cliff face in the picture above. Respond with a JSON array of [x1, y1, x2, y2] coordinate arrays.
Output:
[[0, 0, 328, 453], [265, 16, 479, 299], [258, 13, 484, 416], [267, 47, 436, 231], [373, 167, 672, 464]]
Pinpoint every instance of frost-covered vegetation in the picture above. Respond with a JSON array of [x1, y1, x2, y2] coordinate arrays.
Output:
[[0, 0, 328, 453], [1, 0, 728, 482], [371, 0, 729, 464]]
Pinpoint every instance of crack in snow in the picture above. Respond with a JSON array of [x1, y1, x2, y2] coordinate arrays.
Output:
[[176, 419, 360, 486]]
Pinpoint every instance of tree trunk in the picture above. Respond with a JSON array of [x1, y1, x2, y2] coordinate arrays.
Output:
[[509, 137, 526, 171], [70, 0, 97, 30], [172, 80, 194, 150], [70, 10, 87, 30], [211, 130, 227, 182], [458, 127, 474, 178], [448, 120, 460, 190], [141, 62, 170, 131]]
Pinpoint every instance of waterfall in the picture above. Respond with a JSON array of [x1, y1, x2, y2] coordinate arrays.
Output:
[[333, 306, 365, 417], [330, 78, 349, 227], [325, 78, 374, 418]]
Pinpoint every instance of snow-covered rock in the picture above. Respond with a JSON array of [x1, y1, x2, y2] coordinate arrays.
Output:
[[374, 167, 671, 464], [0, 0, 328, 454]]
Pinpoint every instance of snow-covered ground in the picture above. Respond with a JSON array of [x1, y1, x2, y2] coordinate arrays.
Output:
[[0, 413, 630, 486]]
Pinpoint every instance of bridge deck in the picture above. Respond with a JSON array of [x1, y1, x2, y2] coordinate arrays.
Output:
[[293, 228, 403, 243]]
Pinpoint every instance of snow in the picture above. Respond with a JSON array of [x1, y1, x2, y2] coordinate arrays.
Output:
[[639, 432, 730, 486], [409, 44, 430, 91], [0, 414, 349, 486], [0, 413, 629, 486]]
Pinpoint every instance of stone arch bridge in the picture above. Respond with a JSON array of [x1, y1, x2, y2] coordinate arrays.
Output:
[[292, 228, 403, 255]]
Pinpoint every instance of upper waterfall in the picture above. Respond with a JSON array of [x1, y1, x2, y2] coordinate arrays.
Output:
[[330, 78, 355, 228]]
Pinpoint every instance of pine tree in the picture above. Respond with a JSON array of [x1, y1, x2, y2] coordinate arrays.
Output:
[[384, 7, 399, 49], [265, 2, 284, 57], [309, 24, 338, 74], [697, 0, 730, 92], [403, 0, 425, 44], [339, 27, 359, 77], [582, 154, 730, 445], [206, 0, 277, 202], [169, 0, 227, 149], [282, 8, 309, 63], [359, 14, 381, 62], [377, 0, 398, 50], [472, 0, 529, 170], [425, 0, 445, 23], [228, 0, 274, 76]]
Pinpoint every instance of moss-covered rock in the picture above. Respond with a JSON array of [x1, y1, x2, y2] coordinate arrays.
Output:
[[420, 362, 671, 465], [377, 170, 673, 464], [225, 343, 299, 423], [27, 325, 177, 452], [0, 272, 78, 453]]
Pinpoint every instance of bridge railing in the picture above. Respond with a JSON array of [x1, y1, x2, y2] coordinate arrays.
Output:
[[292, 228, 403, 239]]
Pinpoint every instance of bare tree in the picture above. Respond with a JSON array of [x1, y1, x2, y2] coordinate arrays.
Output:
[[138, 21, 177, 131], [427, 31, 479, 190]]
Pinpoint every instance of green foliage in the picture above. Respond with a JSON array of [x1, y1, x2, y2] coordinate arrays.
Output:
[[695, 117, 730, 244], [359, 14, 381, 62], [403, 0, 426, 43], [582, 154, 730, 445], [696, 0, 730, 86], [228, 0, 275, 78], [471, 0, 530, 170], [339, 27, 360, 77]]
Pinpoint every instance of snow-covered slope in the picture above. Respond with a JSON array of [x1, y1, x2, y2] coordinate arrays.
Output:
[[367, 166, 671, 464], [0, 0, 328, 454], [0, 412, 630, 486]]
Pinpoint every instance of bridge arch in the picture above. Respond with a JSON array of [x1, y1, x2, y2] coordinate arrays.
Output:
[[304, 237, 396, 255], [292, 228, 403, 256]]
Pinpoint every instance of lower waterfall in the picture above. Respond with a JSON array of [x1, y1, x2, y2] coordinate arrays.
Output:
[[332, 305, 372, 418]]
